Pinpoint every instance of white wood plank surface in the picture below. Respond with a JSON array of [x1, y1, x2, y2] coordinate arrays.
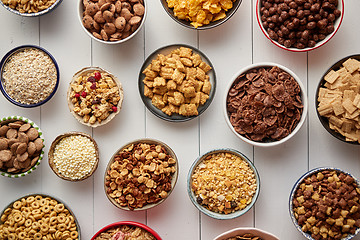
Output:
[[0, 0, 360, 240]]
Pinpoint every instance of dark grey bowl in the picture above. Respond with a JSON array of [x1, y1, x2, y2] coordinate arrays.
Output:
[[315, 54, 360, 145], [160, 0, 242, 30], [0, 0, 63, 17]]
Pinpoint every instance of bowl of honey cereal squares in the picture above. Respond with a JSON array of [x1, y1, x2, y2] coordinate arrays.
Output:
[[224, 62, 308, 147], [91, 221, 161, 240], [289, 167, 360, 240], [48, 132, 99, 181], [0, 45, 59, 108], [213, 227, 279, 240], [0, 0, 63, 16], [161, 0, 242, 29], [0, 116, 44, 178], [316, 55, 360, 145], [0, 194, 80, 240], [67, 67, 124, 127], [187, 148, 260, 220], [138, 44, 216, 122], [104, 138, 178, 211], [256, 0, 343, 52], [79, 0, 146, 44]]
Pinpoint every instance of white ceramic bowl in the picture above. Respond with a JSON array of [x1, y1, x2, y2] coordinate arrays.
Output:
[[224, 63, 308, 147], [256, 0, 344, 52], [78, 0, 147, 44], [213, 227, 279, 240]]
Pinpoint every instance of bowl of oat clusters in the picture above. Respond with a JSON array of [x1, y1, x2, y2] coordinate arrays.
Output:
[[161, 0, 242, 29], [67, 67, 124, 127], [0, 0, 63, 17], [0, 45, 59, 108], [139, 44, 216, 122], [187, 148, 260, 220], [104, 138, 178, 211], [224, 63, 307, 147], [91, 221, 161, 240], [213, 227, 279, 240], [289, 167, 360, 240], [316, 55, 360, 145]]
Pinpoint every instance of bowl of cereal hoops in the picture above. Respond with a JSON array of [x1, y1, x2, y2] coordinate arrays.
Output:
[[224, 62, 308, 147], [316, 55, 360, 145], [213, 227, 279, 240], [104, 138, 178, 211], [187, 148, 260, 220], [48, 132, 99, 181], [0, 116, 45, 178], [161, 0, 242, 29], [289, 167, 360, 240], [67, 67, 124, 127], [91, 221, 161, 240], [0, 193, 80, 240], [138, 44, 216, 122], [0, 45, 59, 108], [0, 0, 63, 16], [256, 0, 343, 52]]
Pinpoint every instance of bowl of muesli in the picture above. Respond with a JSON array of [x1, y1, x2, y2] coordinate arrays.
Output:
[[0, 45, 59, 108], [91, 221, 161, 240]]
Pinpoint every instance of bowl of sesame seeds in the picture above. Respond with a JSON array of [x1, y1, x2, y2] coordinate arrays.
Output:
[[187, 148, 260, 220], [48, 132, 99, 182], [0, 45, 59, 108]]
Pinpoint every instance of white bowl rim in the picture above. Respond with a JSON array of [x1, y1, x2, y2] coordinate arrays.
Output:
[[256, 0, 344, 52], [77, 0, 147, 44], [223, 62, 308, 147], [213, 227, 279, 240]]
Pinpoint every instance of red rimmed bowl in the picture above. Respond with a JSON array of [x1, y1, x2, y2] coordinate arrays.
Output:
[[256, 0, 344, 52], [91, 221, 161, 240]]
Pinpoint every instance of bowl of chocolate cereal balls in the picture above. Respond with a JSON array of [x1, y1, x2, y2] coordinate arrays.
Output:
[[187, 148, 260, 220], [256, 0, 344, 52], [289, 167, 360, 240], [0, 0, 63, 17], [224, 62, 308, 147]]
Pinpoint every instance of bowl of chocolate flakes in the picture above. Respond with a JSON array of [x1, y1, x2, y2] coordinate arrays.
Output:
[[224, 63, 308, 147]]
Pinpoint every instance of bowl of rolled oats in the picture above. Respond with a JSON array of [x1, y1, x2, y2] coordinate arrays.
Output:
[[139, 44, 216, 122], [0, 0, 63, 17], [224, 62, 308, 147], [213, 227, 279, 240], [67, 67, 124, 127], [91, 221, 161, 240], [0, 45, 59, 108], [0, 193, 81, 240], [161, 0, 242, 29], [104, 138, 178, 211], [316, 55, 360, 145], [48, 132, 99, 182], [187, 148, 260, 220], [0, 116, 45, 178], [289, 167, 360, 240]]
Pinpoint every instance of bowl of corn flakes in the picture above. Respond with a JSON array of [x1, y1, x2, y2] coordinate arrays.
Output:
[[0, 0, 63, 17], [138, 44, 216, 122], [316, 55, 360, 145], [161, 0, 242, 29]]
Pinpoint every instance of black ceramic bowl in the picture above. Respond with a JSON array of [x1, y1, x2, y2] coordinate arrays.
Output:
[[0, 45, 59, 108], [0, 0, 63, 17], [160, 0, 242, 30], [315, 54, 360, 145]]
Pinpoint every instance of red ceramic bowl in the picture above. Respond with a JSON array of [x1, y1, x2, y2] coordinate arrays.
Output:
[[91, 221, 162, 240]]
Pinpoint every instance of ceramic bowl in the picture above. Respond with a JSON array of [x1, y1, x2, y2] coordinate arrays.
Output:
[[104, 138, 178, 211], [0, 116, 44, 178], [0, 0, 63, 17], [289, 167, 360, 240], [213, 227, 279, 240], [187, 148, 260, 220], [256, 0, 344, 52], [224, 62, 308, 147], [315, 54, 360, 145], [0, 45, 59, 108], [160, 0, 242, 30]]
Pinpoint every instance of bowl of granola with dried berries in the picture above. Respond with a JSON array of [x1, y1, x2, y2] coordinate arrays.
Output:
[[67, 67, 124, 127]]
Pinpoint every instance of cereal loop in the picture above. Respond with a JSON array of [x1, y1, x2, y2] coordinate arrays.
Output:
[[31, 201, 40, 209], [13, 201, 22, 209], [26, 196, 35, 204], [54, 203, 65, 213], [34, 232, 42, 240]]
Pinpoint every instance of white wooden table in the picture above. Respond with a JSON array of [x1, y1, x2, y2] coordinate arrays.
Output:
[[1, 1, 360, 239]]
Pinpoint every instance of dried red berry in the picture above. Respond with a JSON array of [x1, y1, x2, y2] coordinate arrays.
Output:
[[94, 72, 101, 80], [90, 83, 96, 89], [75, 93, 80, 98], [81, 91, 87, 98], [87, 76, 96, 83], [112, 106, 117, 112]]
